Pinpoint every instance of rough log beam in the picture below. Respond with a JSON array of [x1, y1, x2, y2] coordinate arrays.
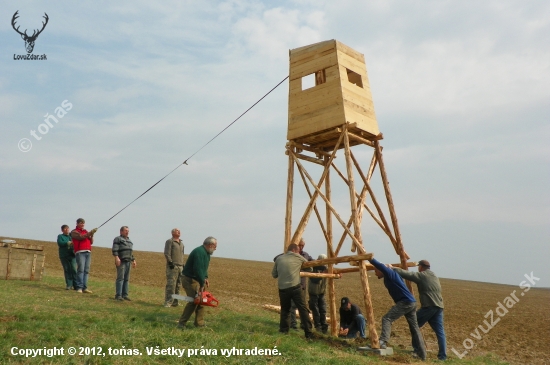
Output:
[[374, 140, 412, 293], [350, 151, 400, 249], [343, 125, 364, 254], [296, 161, 330, 245], [292, 151, 325, 166], [332, 151, 379, 257], [325, 154, 337, 336], [289, 130, 344, 246], [300, 272, 342, 279], [336, 261, 418, 273], [262, 304, 333, 324], [289, 141, 331, 157], [292, 153, 364, 250], [301, 253, 374, 268], [284, 147, 295, 250], [347, 131, 375, 147], [331, 160, 398, 256]]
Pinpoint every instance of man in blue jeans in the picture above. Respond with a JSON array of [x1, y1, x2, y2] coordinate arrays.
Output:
[[339, 297, 366, 339], [70, 218, 97, 294], [369, 257, 426, 361], [112, 226, 137, 301], [391, 259, 447, 360]]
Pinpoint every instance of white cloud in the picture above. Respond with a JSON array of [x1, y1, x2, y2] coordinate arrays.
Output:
[[232, 7, 324, 61]]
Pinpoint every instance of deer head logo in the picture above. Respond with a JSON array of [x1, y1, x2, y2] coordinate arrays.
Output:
[[12, 11, 49, 54]]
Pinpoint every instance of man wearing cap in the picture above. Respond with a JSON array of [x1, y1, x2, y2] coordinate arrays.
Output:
[[391, 260, 446, 361], [272, 243, 314, 339], [338, 297, 367, 339], [164, 228, 185, 307], [70, 218, 97, 294], [369, 257, 426, 360], [177, 236, 217, 329], [308, 254, 328, 333]]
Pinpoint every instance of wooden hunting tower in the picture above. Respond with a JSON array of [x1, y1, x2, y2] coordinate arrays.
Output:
[[284, 40, 414, 348]]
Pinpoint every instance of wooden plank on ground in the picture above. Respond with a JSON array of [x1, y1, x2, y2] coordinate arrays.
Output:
[[263, 304, 333, 324]]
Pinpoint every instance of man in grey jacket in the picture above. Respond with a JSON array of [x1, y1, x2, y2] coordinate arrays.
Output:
[[164, 228, 185, 307], [391, 259, 446, 360], [112, 226, 136, 301], [272, 243, 313, 339]]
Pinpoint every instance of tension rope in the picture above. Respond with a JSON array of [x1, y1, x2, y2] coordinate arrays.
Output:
[[97, 75, 289, 229]]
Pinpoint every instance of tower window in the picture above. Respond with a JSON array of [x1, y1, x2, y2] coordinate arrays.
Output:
[[346, 68, 363, 88], [302, 69, 326, 90]]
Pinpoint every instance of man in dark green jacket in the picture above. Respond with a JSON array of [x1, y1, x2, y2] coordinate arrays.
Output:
[[178, 236, 217, 329], [57, 225, 77, 290]]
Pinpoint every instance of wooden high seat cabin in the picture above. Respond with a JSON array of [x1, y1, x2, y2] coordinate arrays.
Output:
[[288, 39, 381, 149]]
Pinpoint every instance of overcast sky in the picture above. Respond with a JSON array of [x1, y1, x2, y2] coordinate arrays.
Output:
[[1, 0, 548, 287]]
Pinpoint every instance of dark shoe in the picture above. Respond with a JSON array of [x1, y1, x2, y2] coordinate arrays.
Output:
[[278, 330, 289, 334], [379, 341, 387, 349], [171, 302, 179, 307], [115, 296, 123, 301], [305, 332, 315, 340], [177, 323, 186, 329], [411, 352, 426, 361], [123, 297, 131, 301], [290, 326, 298, 331]]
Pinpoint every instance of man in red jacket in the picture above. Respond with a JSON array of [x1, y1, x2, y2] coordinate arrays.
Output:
[[71, 218, 97, 293]]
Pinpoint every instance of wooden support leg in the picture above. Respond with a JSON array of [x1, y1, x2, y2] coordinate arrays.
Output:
[[360, 261, 379, 347], [291, 154, 364, 250], [297, 163, 329, 244], [374, 141, 413, 293], [328, 274, 337, 336], [343, 125, 361, 253], [325, 154, 337, 336], [284, 147, 295, 251], [344, 125, 379, 345], [290, 131, 344, 246]]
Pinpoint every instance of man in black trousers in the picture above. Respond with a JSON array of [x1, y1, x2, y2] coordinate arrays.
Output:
[[272, 243, 313, 339]]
